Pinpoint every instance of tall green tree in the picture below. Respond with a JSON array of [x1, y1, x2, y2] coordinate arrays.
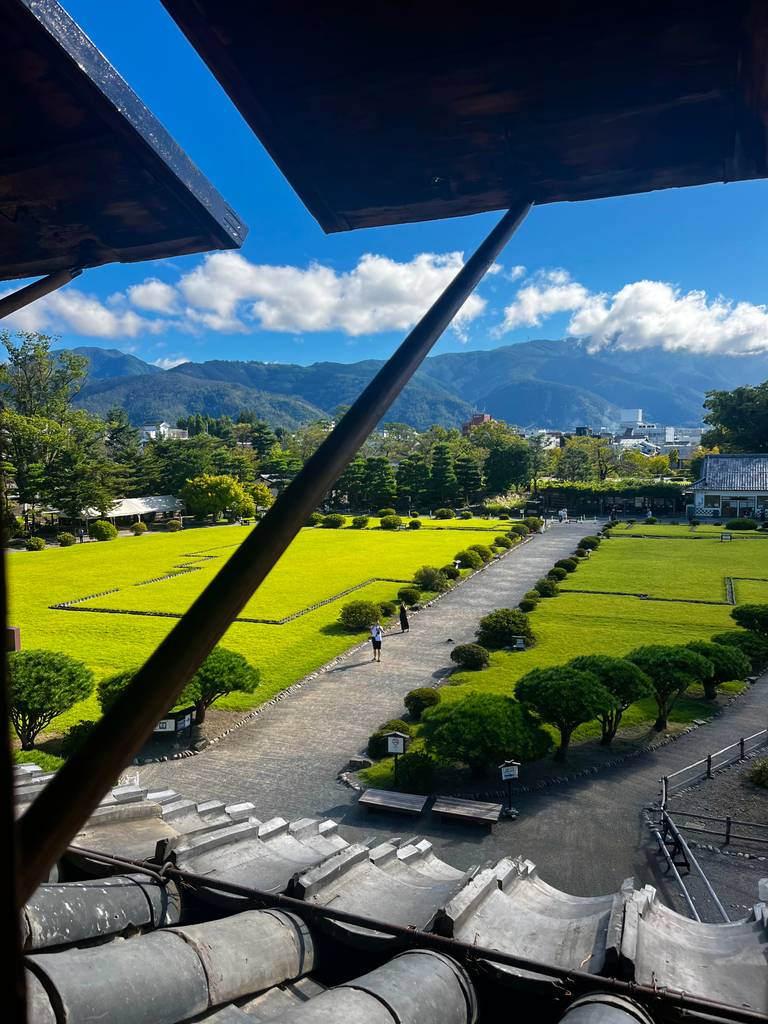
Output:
[[556, 444, 593, 482], [362, 456, 397, 508], [335, 455, 367, 508], [396, 453, 428, 510], [516, 666, 616, 761], [429, 442, 459, 505], [484, 438, 530, 494], [567, 655, 652, 744], [0, 330, 87, 418], [702, 381, 768, 452], [455, 454, 484, 504], [627, 645, 713, 731]]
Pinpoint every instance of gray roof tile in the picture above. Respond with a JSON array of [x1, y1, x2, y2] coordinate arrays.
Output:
[[693, 454, 768, 491]]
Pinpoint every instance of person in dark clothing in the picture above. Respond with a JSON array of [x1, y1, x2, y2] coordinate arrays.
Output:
[[77, 527, 85, 543], [399, 602, 410, 633]]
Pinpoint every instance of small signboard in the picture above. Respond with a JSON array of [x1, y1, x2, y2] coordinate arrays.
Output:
[[500, 761, 520, 781], [387, 733, 406, 755], [721, 532, 732, 542], [153, 706, 196, 734]]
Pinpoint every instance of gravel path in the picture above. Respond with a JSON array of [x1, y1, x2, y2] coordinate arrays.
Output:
[[140, 521, 768, 907]]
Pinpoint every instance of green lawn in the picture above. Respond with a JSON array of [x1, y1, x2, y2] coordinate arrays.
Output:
[[8, 520, 511, 732], [611, 522, 767, 538]]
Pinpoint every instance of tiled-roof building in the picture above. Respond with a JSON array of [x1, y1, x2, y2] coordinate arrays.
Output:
[[691, 454, 768, 520]]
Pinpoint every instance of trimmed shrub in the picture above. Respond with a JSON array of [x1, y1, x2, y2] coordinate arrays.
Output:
[[380, 514, 402, 530], [10, 650, 94, 749], [410, 511, 420, 518], [351, 515, 369, 529], [459, 510, 473, 519], [534, 577, 559, 597], [450, 643, 490, 670], [498, 513, 509, 520], [377, 508, 396, 518], [547, 567, 568, 581], [518, 597, 538, 612], [60, 719, 97, 757], [367, 718, 413, 759], [178, 647, 260, 723], [750, 759, 768, 788], [165, 519, 182, 532], [468, 543, 493, 562], [441, 564, 460, 580], [644, 516, 657, 524], [579, 535, 601, 550], [455, 549, 483, 570], [555, 558, 578, 572], [407, 518, 422, 529], [25, 537, 45, 551], [56, 532, 76, 547], [404, 687, 440, 719], [89, 519, 118, 542], [508, 523, 530, 537], [725, 518, 757, 531], [711, 630, 768, 673], [322, 513, 345, 529], [731, 604, 768, 635], [379, 601, 397, 618], [476, 607, 534, 647], [494, 535, 513, 549], [523, 516, 544, 533], [132, 522, 148, 535], [434, 508, 454, 519], [524, 589, 541, 602], [395, 750, 435, 793], [307, 512, 324, 526], [413, 565, 449, 591], [422, 692, 551, 774], [398, 587, 421, 606], [575, 547, 588, 558], [97, 669, 134, 713], [339, 600, 381, 630]]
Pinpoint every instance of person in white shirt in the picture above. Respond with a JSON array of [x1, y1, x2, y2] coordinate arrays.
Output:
[[370, 622, 383, 662]]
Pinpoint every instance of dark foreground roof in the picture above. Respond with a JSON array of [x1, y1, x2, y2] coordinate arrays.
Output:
[[163, 0, 768, 232], [693, 454, 768, 491], [0, 0, 246, 282]]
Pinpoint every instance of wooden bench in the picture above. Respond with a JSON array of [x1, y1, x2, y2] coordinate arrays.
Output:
[[358, 788, 428, 816], [431, 796, 502, 826]]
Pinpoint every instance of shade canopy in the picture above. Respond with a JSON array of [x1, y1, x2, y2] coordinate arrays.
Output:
[[162, 0, 768, 232], [0, 0, 246, 282]]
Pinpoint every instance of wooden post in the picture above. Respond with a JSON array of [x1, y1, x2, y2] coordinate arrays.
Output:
[[724, 816, 732, 845], [706, 753, 712, 779], [740, 737, 745, 760]]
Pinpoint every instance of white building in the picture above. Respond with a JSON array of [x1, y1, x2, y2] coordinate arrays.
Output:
[[139, 421, 189, 444]]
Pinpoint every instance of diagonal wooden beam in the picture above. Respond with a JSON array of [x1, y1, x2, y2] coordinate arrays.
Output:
[[15, 201, 531, 902]]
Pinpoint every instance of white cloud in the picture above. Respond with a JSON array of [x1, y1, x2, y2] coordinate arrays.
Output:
[[176, 250, 485, 336], [153, 355, 189, 369], [2, 286, 154, 339], [128, 278, 179, 314], [499, 269, 589, 331], [507, 265, 526, 281]]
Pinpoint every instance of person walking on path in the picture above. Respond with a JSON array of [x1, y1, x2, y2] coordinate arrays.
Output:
[[77, 526, 85, 543], [370, 621, 383, 662], [399, 602, 410, 633]]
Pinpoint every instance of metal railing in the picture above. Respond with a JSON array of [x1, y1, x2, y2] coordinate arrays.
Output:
[[660, 728, 768, 806], [663, 808, 768, 847]]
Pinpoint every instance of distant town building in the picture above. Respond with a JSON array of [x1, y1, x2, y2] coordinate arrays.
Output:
[[139, 421, 189, 444], [619, 408, 644, 427], [690, 453, 768, 520], [461, 412, 492, 435], [82, 495, 183, 524]]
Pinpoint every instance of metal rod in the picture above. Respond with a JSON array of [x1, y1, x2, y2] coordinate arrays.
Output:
[[652, 828, 700, 922], [662, 811, 730, 922], [0, 267, 82, 319], [15, 202, 532, 902]]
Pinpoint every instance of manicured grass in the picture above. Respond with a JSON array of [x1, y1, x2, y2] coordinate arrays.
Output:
[[7, 522, 511, 732], [611, 522, 766, 538]]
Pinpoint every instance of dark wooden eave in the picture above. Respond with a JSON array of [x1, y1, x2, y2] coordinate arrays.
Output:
[[0, 0, 246, 282], [162, 0, 768, 232]]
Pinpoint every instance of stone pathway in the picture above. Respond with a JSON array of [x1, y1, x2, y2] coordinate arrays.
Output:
[[141, 521, 768, 906]]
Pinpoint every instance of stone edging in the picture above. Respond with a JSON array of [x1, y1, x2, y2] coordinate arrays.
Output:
[[133, 538, 533, 764]]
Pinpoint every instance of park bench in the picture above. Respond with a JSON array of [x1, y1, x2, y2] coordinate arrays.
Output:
[[358, 788, 428, 816], [505, 635, 527, 651], [431, 796, 502, 827]]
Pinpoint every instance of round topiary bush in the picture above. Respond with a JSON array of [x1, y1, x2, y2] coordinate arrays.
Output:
[[60, 719, 97, 757], [555, 558, 578, 572], [494, 535, 513, 549], [459, 510, 473, 519], [398, 587, 421, 605], [394, 750, 436, 793], [579, 535, 601, 550], [450, 643, 490, 670], [547, 566, 568, 581], [407, 518, 422, 529], [165, 519, 182, 532], [307, 512, 324, 527], [380, 514, 403, 530], [534, 577, 559, 597], [410, 511, 420, 518], [377, 508, 396, 518], [351, 515, 369, 529], [339, 600, 381, 630], [404, 687, 440, 719], [413, 565, 449, 591], [132, 522, 148, 535], [441, 564, 460, 580], [455, 549, 483, 570], [508, 523, 530, 538], [9, 650, 94, 749], [379, 601, 397, 618], [498, 513, 509, 520], [645, 516, 657, 524], [476, 607, 534, 647], [56, 532, 76, 547], [518, 597, 538, 612], [434, 508, 454, 519], [322, 513, 345, 529], [468, 543, 493, 562], [725, 518, 758, 531], [25, 537, 46, 551], [89, 518, 116, 541], [523, 516, 544, 533], [750, 758, 768, 788], [367, 718, 413, 759], [575, 547, 588, 558]]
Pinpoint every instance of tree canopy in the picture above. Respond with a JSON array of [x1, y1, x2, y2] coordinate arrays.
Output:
[[627, 645, 713, 730], [567, 654, 652, 744], [9, 650, 93, 749], [731, 604, 768, 637], [515, 666, 615, 760], [686, 641, 751, 699], [702, 381, 768, 452]]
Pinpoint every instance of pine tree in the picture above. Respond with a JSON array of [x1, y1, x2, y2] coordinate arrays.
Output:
[[429, 443, 459, 505], [455, 454, 483, 504], [396, 453, 428, 510], [362, 456, 397, 508]]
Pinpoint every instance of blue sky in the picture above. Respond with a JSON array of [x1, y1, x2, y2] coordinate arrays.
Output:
[[10, 0, 768, 368]]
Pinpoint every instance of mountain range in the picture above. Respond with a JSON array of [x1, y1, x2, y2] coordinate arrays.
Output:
[[69, 341, 768, 431]]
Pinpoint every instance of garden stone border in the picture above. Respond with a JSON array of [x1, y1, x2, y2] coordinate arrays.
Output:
[[132, 537, 532, 764]]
